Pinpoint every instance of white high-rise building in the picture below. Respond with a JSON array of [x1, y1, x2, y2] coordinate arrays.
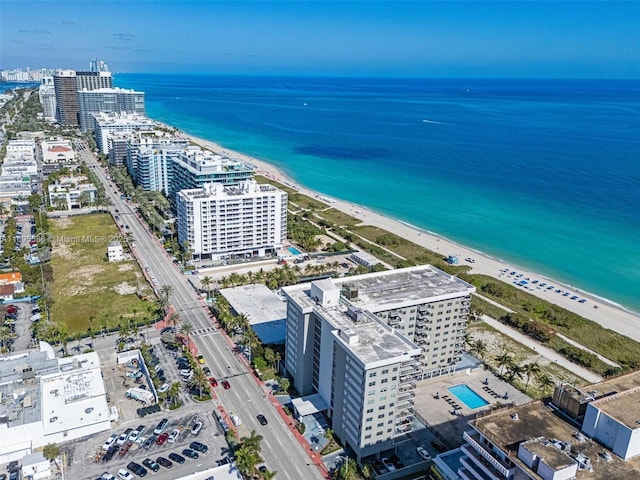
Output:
[[282, 278, 421, 463], [176, 179, 287, 261], [38, 77, 56, 121], [78, 87, 145, 131], [92, 112, 155, 154]]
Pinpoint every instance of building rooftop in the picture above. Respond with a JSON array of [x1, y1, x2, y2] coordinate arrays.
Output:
[[470, 401, 640, 479], [285, 280, 420, 366], [335, 265, 475, 312], [219, 283, 286, 325], [590, 386, 640, 430]]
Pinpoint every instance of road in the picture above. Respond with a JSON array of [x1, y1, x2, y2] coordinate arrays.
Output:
[[75, 141, 324, 480]]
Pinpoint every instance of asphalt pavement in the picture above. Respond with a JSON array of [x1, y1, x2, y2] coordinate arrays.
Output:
[[76, 142, 325, 480]]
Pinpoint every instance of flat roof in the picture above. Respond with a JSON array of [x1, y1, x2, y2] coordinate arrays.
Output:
[[323, 306, 420, 365], [335, 265, 475, 312], [219, 284, 287, 325], [292, 393, 329, 417], [471, 402, 640, 479], [591, 386, 640, 430]]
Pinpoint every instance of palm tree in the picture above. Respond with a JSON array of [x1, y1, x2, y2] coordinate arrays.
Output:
[[469, 339, 488, 361], [536, 372, 555, 397], [494, 352, 513, 377], [167, 382, 182, 407], [0, 326, 17, 353], [42, 442, 60, 468], [242, 430, 264, 454], [505, 363, 525, 383], [159, 284, 174, 303], [201, 276, 213, 299], [166, 311, 180, 332], [179, 321, 194, 350], [523, 362, 541, 389], [235, 446, 262, 479], [187, 369, 210, 398], [337, 457, 358, 480]]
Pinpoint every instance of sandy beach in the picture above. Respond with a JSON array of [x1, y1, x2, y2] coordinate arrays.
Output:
[[160, 121, 640, 344]]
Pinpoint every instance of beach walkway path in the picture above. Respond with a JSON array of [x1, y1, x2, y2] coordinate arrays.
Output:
[[480, 314, 603, 383]]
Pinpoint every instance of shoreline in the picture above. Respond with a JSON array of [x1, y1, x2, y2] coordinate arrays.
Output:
[[152, 119, 640, 343]]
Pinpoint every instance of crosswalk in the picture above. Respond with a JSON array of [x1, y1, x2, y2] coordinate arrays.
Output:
[[193, 327, 218, 336]]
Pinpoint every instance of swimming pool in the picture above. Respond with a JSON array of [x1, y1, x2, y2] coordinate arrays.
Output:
[[448, 384, 489, 409], [288, 246, 302, 255]]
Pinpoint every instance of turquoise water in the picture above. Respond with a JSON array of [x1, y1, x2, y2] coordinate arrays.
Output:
[[288, 246, 302, 255], [448, 384, 489, 409], [113, 75, 640, 312]]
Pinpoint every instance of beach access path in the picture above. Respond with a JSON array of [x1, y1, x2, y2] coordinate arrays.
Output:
[[174, 127, 640, 345]]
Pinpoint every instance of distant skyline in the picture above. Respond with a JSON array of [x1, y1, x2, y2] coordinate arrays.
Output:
[[1, 1, 639, 78]]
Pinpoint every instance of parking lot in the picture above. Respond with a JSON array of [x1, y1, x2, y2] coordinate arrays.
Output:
[[62, 333, 228, 480]]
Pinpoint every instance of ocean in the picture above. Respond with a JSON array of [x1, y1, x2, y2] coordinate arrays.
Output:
[[72, 76, 640, 311]]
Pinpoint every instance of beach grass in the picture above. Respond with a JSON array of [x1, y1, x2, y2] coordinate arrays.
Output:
[[259, 172, 638, 376], [48, 214, 156, 334]]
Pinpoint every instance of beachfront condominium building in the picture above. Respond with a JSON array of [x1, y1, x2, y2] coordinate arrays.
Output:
[[125, 131, 189, 193], [78, 87, 145, 131], [93, 112, 155, 154], [176, 179, 287, 261], [282, 279, 421, 463], [38, 76, 56, 121], [52, 68, 113, 126], [53, 70, 79, 126], [168, 147, 255, 204], [324, 266, 475, 377]]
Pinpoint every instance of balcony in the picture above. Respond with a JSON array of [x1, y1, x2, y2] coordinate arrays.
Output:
[[462, 432, 511, 478]]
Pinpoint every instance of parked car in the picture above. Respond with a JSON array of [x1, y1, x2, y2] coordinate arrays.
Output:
[[141, 458, 160, 472], [196, 354, 205, 364], [202, 366, 211, 375], [154, 418, 169, 435], [156, 457, 172, 469], [118, 442, 132, 456], [189, 441, 208, 453], [182, 448, 199, 459], [102, 434, 118, 450], [417, 446, 431, 461], [116, 469, 133, 480], [257, 414, 268, 425], [208, 377, 218, 387], [167, 428, 181, 443], [117, 429, 133, 445], [191, 421, 203, 435], [155, 433, 169, 446], [126, 462, 147, 477], [168, 453, 185, 464], [142, 436, 155, 449], [381, 457, 396, 472], [158, 383, 169, 394]]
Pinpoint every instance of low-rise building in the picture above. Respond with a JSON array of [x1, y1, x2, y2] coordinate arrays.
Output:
[[107, 241, 124, 262], [21, 451, 51, 480], [40, 138, 75, 164], [47, 175, 97, 210], [0, 343, 110, 464]]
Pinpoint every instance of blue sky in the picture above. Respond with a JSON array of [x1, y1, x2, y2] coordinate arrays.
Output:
[[1, 1, 638, 77]]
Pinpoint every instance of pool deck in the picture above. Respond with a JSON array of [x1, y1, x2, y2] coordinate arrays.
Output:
[[414, 368, 531, 450]]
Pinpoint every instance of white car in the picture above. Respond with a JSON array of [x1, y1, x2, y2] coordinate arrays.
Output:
[[416, 446, 431, 461], [100, 472, 116, 480], [167, 428, 181, 443], [158, 383, 170, 393], [381, 457, 396, 472], [102, 434, 118, 450], [117, 469, 133, 480], [191, 421, 203, 435]]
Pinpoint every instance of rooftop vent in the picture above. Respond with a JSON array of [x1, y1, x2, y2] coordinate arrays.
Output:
[[600, 452, 613, 462], [346, 305, 365, 323]]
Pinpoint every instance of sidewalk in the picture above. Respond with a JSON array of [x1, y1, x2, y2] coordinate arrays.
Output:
[[481, 315, 602, 383]]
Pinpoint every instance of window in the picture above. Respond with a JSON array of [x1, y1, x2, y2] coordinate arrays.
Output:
[[366, 408, 373, 414]]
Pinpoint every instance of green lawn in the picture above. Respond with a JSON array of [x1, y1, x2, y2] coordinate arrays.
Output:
[[48, 214, 156, 334]]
